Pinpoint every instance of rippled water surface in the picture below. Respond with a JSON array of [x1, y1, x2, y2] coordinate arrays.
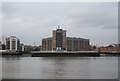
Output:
[[1, 55, 118, 79]]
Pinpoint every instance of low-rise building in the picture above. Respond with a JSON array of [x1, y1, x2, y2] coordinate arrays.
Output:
[[96, 44, 120, 51], [24, 45, 32, 53]]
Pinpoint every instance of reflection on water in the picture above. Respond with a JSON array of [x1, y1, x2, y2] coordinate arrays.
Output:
[[1, 55, 118, 79]]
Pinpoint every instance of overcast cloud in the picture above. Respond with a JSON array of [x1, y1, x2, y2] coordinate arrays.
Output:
[[2, 2, 118, 46]]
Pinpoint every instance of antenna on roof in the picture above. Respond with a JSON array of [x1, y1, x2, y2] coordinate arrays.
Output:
[[34, 42, 35, 46], [58, 25, 60, 29]]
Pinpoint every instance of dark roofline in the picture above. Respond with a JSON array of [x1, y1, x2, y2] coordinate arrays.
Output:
[[42, 37, 52, 40], [67, 37, 89, 40]]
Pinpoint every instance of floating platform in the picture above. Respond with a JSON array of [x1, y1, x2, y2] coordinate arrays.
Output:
[[31, 51, 101, 57], [31, 51, 120, 57]]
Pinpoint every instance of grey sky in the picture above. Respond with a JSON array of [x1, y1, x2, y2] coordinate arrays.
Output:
[[2, 2, 118, 46]]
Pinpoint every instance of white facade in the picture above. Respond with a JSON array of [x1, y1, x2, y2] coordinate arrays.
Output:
[[6, 36, 20, 51]]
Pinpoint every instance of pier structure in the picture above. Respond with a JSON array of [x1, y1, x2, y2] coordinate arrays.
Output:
[[31, 51, 120, 57]]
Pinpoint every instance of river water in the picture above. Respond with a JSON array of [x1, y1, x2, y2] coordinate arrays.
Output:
[[1, 55, 118, 79]]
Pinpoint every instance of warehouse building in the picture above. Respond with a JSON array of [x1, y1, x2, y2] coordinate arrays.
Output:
[[42, 27, 90, 51]]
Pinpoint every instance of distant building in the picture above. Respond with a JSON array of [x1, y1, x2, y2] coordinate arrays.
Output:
[[5, 36, 20, 52], [0, 41, 2, 50], [2, 44, 6, 50], [39, 45, 42, 51], [23, 45, 32, 53], [23, 45, 40, 53], [42, 26, 90, 51], [20, 44, 24, 52], [31, 46, 39, 51], [96, 44, 120, 51]]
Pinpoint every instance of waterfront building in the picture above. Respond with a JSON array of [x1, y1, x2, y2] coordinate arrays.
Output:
[[42, 26, 90, 51], [20, 44, 24, 52], [31, 46, 39, 51], [66, 37, 90, 51], [52, 28, 67, 51], [42, 37, 52, 51], [0, 41, 6, 50], [23, 45, 32, 53], [5, 36, 20, 52], [23, 45, 40, 53], [96, 45, 120, 51], [39, 45, 42, 51]]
